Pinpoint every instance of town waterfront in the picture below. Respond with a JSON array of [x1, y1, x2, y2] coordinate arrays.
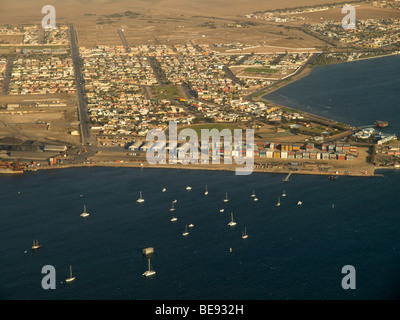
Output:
[[2, 55, 400, 300]]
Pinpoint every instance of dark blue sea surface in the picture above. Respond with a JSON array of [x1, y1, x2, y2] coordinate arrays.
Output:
[[264, 54, 400, 134], [1, 167, 400, 300]]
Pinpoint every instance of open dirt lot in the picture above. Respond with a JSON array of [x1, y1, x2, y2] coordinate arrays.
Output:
[[1, 1, 398, 50], [0, 93, 80, 145]]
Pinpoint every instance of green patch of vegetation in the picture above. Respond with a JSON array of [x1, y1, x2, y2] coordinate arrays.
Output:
[[243, 67, 279, 74], [179, 123, 241, 137], [151, 85, 181, 101]]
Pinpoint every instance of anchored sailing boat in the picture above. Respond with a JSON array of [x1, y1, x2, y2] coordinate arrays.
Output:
[[182, 224, 189, 236], [142, 258, 156, 277], [80, 204, 89, 218], [186, 186, 192, 190], [223, 192, 229, 203], [242, 227, 248, 239], [276, 197, 281, 207], [31, 240, 40, 250], [204, 185, 208, 195], [251, 190, 256, 198], [137, 191, 145, 203], [65, 265, 76, 282], [228, 212, 236, 227], [170, 215, 177, 222], [170, 201, 176, 212], [282, 190, 286, 197]]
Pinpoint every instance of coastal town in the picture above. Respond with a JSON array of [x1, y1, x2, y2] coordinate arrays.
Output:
[[0, 0, 399, 175]]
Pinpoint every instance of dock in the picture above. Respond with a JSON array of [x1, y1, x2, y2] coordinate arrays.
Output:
[[282, 171, 292, 182]]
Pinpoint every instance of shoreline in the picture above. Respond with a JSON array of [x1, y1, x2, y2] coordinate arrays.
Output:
[[24, 161, 382, 178], [253, 51, 400, 103]]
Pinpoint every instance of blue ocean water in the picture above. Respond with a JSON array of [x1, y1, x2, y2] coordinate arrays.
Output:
[[1, 167, 400, 300], [264, 54, 400, 135]]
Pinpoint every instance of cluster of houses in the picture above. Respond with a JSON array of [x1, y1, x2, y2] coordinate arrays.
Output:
[[372, 0, 400, 10], [81, 46, 198, 139], [9, 57, 76, 95], [0, 25, 69, 45], [305, 18, 400, 48], [245, 5, 333, 22], [353, 128, 397, 145], [0, 58, 6, 88]]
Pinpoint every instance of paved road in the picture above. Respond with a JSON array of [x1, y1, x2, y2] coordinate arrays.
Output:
[[118, 29, 130, 52], [68, 25, 96, 147], [2, 58, 13, 94]]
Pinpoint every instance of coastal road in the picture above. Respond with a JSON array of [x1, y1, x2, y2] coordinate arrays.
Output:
[[68, 25, 96, 148]]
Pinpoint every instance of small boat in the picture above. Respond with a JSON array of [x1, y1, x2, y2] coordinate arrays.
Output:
[[242, 227, 248, 239], [182, 224, 189, 236], [142, 258, 156, 277], [169, 202, 175, 212], [251, 190, 256, 198], [204, 185, 208, 196], [375, 120, 389, 128], [219, 208, 224, 213], [228, 212, 236, 227], [172, 199, 178, 204], [162, 188, 166, 192], [254, 197, 258, 202], [282, 190, 286, 197], [137, 191, 145, 203], [332, 203, 335, 209], [276, 197, 280, 207], [186, 186, 192, 190], [65, 265, 76, 283], [80, 204, 89, 218], [223, 192, 229, 203], [188, 223, 194, 228], [31, 240, 40, 250], [170, 216, 177, 222], [297, 201, 302, 206]]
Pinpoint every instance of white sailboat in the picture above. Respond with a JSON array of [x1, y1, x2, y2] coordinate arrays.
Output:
[[251, 190, 256, 198], [242, 227, 248, 239], [137, 191, 145, 203], [276, 197, 281, 207], [142, 258, 156, 277], [297, 201, 303, 206], [170, 216, 178, 222], [31, 240, 40, 250], [65, 265, 76, 282], [204, 185, 208, 196], [282, 190, 286, 197], [186, 186, 192, 190], [223, 192, 229, 203], [169, 202, 175, 212], [172, 199, 178, 204], [219, 208, 224, 213], [162, 188, 166, 192], [188, 223, 194, 228], [182, 224, 189, 236], [228, 212, 236, 227], [80, 204, 90, 217]]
